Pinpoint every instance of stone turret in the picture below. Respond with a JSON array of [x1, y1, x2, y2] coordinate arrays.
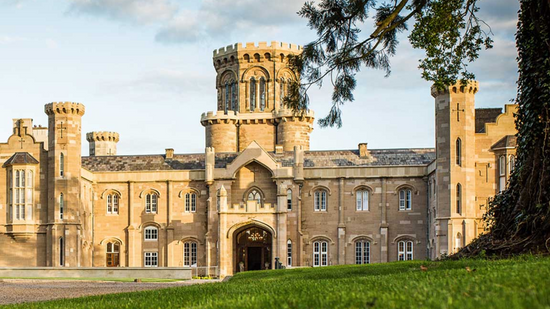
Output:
[[45, 102, 85, 267], [203, 42, 314, 152], [86, 131, 119, 156]]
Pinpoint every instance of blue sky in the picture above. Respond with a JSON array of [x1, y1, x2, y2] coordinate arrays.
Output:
[[0, 0, 519, 155]]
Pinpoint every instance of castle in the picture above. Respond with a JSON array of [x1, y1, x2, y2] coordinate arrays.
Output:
[[0, 42, 517, 277]]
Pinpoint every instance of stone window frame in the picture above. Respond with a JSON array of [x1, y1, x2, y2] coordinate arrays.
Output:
[[8, 168, 35, 222], [397, 238, 414, 261], [141, 189, 161, 214], [353, 185, 372, 212], [244, 186, 264, 208], [103, 190, 121, 215], [286, 189, 292, 211], [354, 238, 371, 265], [456, 183, 462, 214], [183, 241, 198, 267], [144, 226, 159, 241], [397, 186, 414, 211], [312, 239, 329, 267], [311, 186, 330, 212], [144, 252, 158, 267], [456, 137, 462, 166]]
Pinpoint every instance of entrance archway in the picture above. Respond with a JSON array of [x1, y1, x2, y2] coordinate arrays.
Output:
[[234, 226, 272, 272]]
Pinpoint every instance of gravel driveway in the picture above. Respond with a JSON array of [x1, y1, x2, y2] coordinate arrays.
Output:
[[0, 279, 218, 305]]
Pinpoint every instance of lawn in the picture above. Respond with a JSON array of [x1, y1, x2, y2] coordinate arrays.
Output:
[[4, 255, 550, 309]]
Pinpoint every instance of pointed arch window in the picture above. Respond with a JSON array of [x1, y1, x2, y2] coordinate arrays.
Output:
[[259, 77, 266, 111], [456, 183, 462, 214], [224, 82, 230, 114], [59, 237, 65, 266], [287, 189, 292, 210], [287, 239, 292, 267], [185, 192, 197, 212], [59, 193, 64, 220], [60, 153, 65, 177], [249, 78, 256, 111], [184, 242, 197, 267], [231, 82, 238, 111], [456, 138, 462, 166], [247, 189, 262, 206]]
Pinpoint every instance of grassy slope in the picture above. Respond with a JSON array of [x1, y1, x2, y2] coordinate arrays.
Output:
[[5, 256, 550, 309]]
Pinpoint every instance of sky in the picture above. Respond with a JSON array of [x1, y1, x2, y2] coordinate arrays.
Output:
[[0, 0, 520, 155]]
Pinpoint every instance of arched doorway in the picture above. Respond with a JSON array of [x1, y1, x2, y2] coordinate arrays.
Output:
[[234, 226, 272, 272], [106, 242, 120, 267]]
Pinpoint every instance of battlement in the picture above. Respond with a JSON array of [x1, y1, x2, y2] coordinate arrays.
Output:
[[201, 110, 239, 120], [276, 108, 315, 119], [431, 81, 479, 98], [213, 41, 302, 58], [86, 131, 120, 143], [44, 102, 86, 116]]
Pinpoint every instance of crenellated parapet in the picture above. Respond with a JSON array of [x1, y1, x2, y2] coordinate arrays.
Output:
[[200, 110, 240, 126], [86, 131, 120, 143], [431, 81, 479, 98], [275, 108, 315, 124], [213, 41, 302, 60], [44, 102, 85, 116]]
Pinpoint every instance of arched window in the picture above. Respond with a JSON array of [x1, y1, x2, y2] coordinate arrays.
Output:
[[60, 153, 65, 177], [59, 193, 64, 220], [287, 239, 292, 267], [145, 193, 158, 213], [183, 242, 198, 267], [399, 189, 412, 211], [107, 193, 119, 214], [144, 226, 158, 241], [355, 240, 370, 264], [259, 77, 266, 111], [59, 237, 65, 266], [279, 78, 285, 108], [509, 155, 516, 174], [185, 192, 197, 213], [314, 190, 327, 211], [224, 82, 230, 114], [455, 233, 462, 250], [397, 240, 414, 261], [456, 138, 462, 166], [356, 189, 369, 211], [247, 189, 262, 206], [106, 242, 120, 267], [499, 155, 506, 192], [313, 240, 328, 267], [231, 82, 238, 111], [456, 183, 462, 214], [249, 78, 256, 111], [287, 189, 292, 210]]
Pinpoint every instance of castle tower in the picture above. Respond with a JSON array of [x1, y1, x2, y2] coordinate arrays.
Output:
[[201, 42, 314, 152], [45, 102, 86, 267], [432, 81, 478, 257], [86, 131, 119, 156]]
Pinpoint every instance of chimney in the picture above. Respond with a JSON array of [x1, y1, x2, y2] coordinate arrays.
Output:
[[359, 143, 370, 158], [165, 148, 174, 160]]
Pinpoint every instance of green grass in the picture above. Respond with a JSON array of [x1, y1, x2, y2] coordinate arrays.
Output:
[[4, 255, 550, 309], [0, 277, 185, 283]]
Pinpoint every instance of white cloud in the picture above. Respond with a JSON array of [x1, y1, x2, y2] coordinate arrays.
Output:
[[67, 0, 178, 24], [0, 35, 27, 44]]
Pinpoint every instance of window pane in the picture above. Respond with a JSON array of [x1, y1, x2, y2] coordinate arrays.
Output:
[[356, 191, 362, 211], [363, 191, 369, 211]]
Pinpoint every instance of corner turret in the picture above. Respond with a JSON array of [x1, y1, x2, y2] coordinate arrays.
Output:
[[86, 131, 119, 156]]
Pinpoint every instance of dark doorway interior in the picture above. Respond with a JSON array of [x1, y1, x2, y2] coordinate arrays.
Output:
[[235, 226, 272, 272], [247, 247, 262, 271]]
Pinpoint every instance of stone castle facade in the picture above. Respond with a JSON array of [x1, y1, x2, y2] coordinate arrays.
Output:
[[0, 42, 517, 277]]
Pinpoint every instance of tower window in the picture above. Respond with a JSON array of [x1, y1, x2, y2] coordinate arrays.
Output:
[[231, 83, 238, 111], [456, 138, 462, 166], [60, 153, 65, 177], [259, 77, 266, 111], [249, 78, 256, 111], [59, 193, 64, 220], [287, 189, 292, 210], [59, 237, 65, 266], [456, 183, 462, 214], [224, 82, 230, 114]]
